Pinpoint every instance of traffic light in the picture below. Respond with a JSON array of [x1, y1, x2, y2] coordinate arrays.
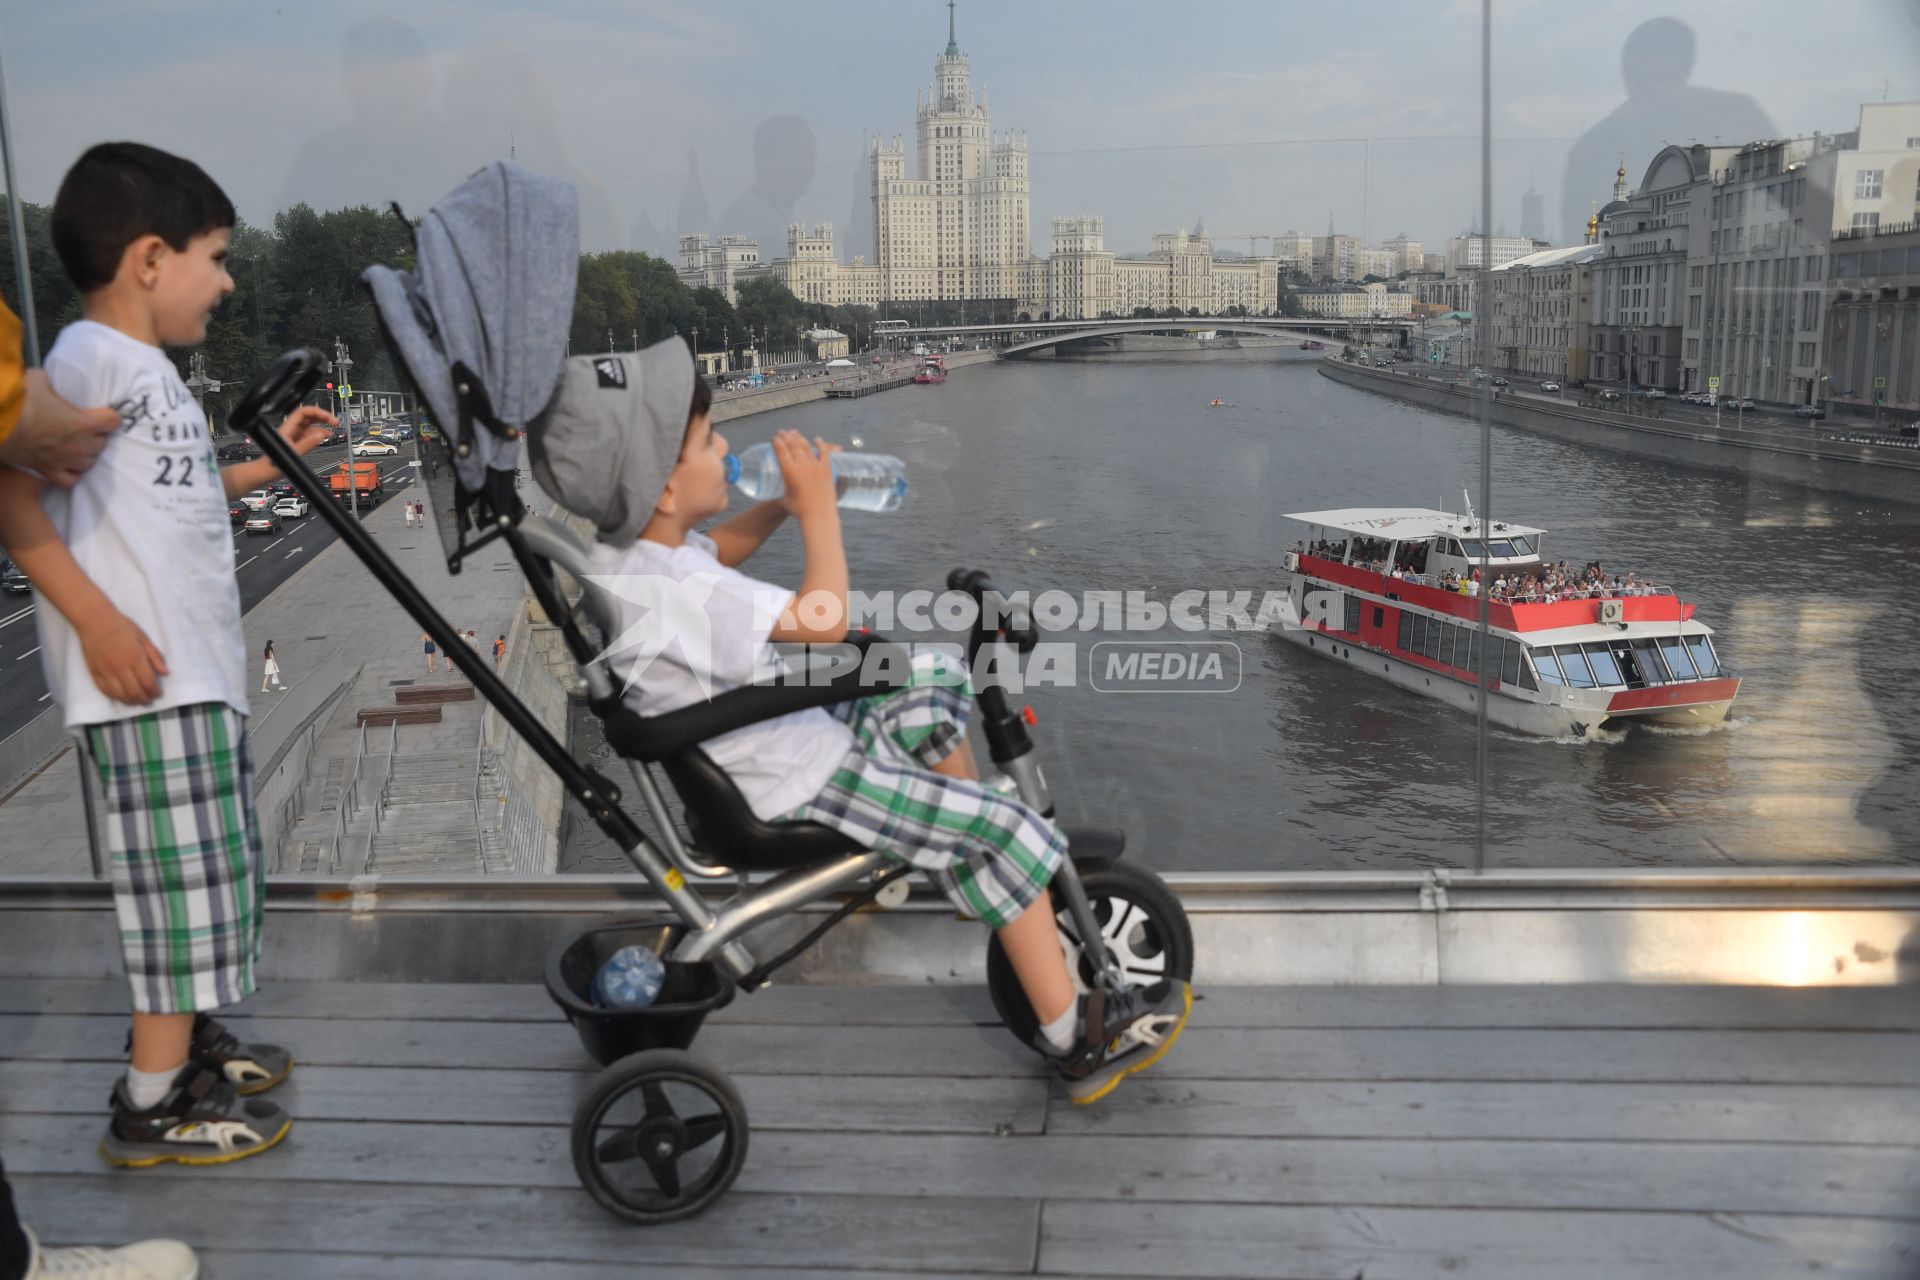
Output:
[[326, 382, 335, 391]]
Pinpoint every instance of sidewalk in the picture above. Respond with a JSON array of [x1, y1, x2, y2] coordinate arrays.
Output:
[[0, 471, 536, 875]]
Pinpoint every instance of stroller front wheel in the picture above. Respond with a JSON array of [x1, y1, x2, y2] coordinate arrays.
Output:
[[571, 1048, 749, 1224], [985, 857, 1195, 1047]]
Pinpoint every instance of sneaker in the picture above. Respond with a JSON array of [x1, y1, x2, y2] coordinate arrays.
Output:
[[99, 1064, 291, 1169], [1047, 977, 1193, 1105], [22, 1228, 199, 1280], [188, 1012, 293, 1095]]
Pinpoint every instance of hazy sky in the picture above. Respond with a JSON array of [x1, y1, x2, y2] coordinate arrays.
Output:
[[5, 0, 1917, 258]]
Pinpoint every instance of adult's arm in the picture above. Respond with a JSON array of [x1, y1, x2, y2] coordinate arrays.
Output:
[[0, 302, 121, 486]]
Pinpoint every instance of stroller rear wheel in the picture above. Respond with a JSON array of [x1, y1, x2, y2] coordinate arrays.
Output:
[[572, 1048, 749, 1223], [985, 857, 1194, 1048]]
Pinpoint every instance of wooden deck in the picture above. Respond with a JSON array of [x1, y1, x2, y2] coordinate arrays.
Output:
[[1, 979, 1916, 1278]]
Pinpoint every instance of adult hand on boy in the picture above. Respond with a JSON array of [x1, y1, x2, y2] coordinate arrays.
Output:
[[773, 429, 841, 521], [0, 370, 121, 487], [80, 608, 169, 706], [279, 405, 337, 456]]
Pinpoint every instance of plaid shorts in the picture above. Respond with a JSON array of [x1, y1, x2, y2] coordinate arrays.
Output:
[[782, 653, 1065, 928], [84, 703, 264, 1015]]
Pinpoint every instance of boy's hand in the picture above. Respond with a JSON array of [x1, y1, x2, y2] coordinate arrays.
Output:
[[774, 430, 842, 521], [278, 405, 336, 457], [79, 609, 169, 706]]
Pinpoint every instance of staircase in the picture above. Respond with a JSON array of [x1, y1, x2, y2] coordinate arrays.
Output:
[[366, 752, 485, 875]]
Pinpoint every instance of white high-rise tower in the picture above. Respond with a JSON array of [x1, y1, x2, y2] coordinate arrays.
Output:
[[871, 1, 1030, 305]]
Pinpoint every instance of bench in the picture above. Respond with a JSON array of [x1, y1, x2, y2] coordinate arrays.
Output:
[[356, 706, 443, 726], [395, 684, 476, 706]]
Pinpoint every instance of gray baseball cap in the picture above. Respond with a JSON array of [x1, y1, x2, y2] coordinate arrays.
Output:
[[527, 339, 694, 546]]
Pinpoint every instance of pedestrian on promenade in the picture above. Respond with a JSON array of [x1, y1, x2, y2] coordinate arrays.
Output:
[[423, 631, 438, 673], [0, 298, 199, 1280], [260, 639, 283, 692], [493, 634, 506, 674], [403, 500, 415, 529], [0, 144, 320, 1264]]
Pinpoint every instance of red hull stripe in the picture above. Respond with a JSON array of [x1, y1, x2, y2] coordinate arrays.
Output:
[[1605, 678, 1741, 712], [1302, 556, 1690, 630]]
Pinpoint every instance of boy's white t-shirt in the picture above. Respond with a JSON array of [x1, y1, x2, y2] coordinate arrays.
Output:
[[588, 531, 853, 822], [35, 321, 248, 729]]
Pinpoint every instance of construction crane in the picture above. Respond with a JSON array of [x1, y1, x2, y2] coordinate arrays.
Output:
[[1215, 234, 1274, 259]]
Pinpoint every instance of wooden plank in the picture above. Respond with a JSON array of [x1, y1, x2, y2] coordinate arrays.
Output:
[[5, 1117, 1915, 1218], [7, 977, 1913, 1032], [191, 1255, 972, 1280], [1045, 1076, 1920, 1145], [1040, 1202, 1920, 1280], [355, 706, 441, 725], [0, 1061, 1049, 1135], [7, 1016, 1918, 1086], [6, 1175, 1041, 1274], [1186, 985, 1920, 1032], [0, 978, 999, 1026]]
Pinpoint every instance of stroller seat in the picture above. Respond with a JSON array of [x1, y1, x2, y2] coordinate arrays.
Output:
[[659, 747, 858, 872]]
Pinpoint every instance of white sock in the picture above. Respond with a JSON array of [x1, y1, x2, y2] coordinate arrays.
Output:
[[1039, 1003, 1079, 1057], [125, 1062, 185, 1110]]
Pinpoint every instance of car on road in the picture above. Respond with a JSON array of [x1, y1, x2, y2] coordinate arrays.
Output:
[[229, 501, 250, 527], [1, 564, 28, 595], [1539, 381, 1561, 393], [239, 489, 273, 510], [273, 496, 310, 519], [353, 439, 398, 457], [1793, 404, 1826, 419], [1490, 377, 1510, 388], [391, 425, 414, 441], [1630, 388, 1667, 399], [243, 510, 281, 535], [1731, 397, 1757, 410], [217, 441, 260, 461], [268, 479, 298, 497]]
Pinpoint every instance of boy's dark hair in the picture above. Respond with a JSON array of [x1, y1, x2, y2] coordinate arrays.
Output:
[[688, 370, 712, 426], [51, 142, 236, 293]]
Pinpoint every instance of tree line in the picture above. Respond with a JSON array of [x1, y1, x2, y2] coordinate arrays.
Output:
[[0, 200, 867, 425]]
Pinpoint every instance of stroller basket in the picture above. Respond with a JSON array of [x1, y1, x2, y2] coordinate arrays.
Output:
[[545, 919, 735, 1065]]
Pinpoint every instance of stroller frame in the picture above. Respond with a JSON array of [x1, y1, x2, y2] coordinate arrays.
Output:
[[230, 347, 1190, 1222], [232, 347, 1128, 991]]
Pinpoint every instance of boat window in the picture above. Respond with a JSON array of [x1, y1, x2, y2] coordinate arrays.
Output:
[[1660, 636, 1698, 680], [1488, 539, 1516, 558], [1502, 638, 1523, 687], [1461, 539, 1486, 559], [1398, 612, 1413, 650], [1532, 647, 1565, 685], [1420, 617, 1442, 661], [1630, 639, 1672, 684], [1686, 636, 1719, 677], [1345, 594, 1362, 634], [1462, 628, 1480, 675], [1509, 536, 1534, 556], [1582, 642, 1625, 687], [1515, 650, 1539, 691], [1437, 624, 1456, 668], [1555, 644, 1597, 688]]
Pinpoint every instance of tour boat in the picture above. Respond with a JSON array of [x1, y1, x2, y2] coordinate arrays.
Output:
[[913, 356, 947, 385], [1271, 505, 1738, 737]]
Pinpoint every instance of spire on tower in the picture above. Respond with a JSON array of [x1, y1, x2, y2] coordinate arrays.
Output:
[[945, 0, 960, 58]]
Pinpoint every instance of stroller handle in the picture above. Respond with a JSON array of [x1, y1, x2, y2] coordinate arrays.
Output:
[[230, 348, 325, 434]]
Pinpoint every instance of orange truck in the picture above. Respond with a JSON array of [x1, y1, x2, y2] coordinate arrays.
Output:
[[329, 460, 384, 506]]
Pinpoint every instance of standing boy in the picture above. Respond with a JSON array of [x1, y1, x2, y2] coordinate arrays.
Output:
[[0, 143, 328, 1166]]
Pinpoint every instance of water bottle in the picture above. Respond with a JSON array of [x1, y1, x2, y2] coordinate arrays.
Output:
[[591, 946, 667, 1009], [725, 441, 908, 513]]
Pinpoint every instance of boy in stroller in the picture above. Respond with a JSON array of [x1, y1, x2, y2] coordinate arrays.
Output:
[[529, 339, 1192, 1104]]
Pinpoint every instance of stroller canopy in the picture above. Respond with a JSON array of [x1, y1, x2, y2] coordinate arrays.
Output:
[[365, 162, 579, 495]]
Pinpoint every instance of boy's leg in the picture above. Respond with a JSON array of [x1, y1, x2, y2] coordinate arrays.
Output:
[[928, 740, 1073, 1025], [85, 707, 291, 1167]]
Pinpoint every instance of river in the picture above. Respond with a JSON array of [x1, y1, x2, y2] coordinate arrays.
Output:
[[562, 351, 1920, 873]]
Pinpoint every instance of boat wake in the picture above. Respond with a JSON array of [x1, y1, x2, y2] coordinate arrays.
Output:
[[1643, 714, 1751, 738]]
